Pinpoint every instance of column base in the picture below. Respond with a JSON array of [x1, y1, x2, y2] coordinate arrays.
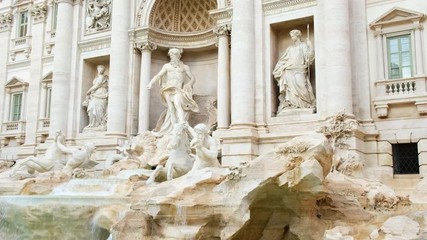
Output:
[[105, 132, 128, 138]]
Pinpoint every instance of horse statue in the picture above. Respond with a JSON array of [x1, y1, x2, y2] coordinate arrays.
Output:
[[146, 122, 194, 184]]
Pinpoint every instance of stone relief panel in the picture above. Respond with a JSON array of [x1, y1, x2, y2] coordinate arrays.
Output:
[[85, 0, 111, 33]]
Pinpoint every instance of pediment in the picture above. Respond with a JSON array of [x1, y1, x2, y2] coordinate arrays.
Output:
[[5, 77, 28, 89], [13, 0, 31, 7], [370, 7, 425, 28], [42, 71, 53, 81]]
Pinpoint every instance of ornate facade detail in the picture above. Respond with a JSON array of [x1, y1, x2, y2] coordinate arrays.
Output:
[[209, 7, 232, 26], [213, 24, 231, 36], [149, 0, 217, 33], [0, 12, 13, 32], [79, 37, 111, 53], [262, 0, 316, 16], [135, 0, 148, 27], [134, 41, 157, 52], [85, 0, 111, 33], [30, 3, 48, 24]]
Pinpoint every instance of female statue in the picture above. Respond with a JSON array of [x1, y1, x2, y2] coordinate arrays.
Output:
[[273, 29, 316, 115], [83, 65, 108, 130]]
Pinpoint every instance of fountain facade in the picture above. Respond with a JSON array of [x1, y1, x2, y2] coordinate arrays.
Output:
[[0, 0, 427, 239]]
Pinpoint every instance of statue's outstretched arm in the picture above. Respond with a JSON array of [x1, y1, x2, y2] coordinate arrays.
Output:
[[147, 65, 167, 89]]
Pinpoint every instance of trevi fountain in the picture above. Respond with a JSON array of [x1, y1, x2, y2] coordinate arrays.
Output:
[[0, 0, 427, 239]]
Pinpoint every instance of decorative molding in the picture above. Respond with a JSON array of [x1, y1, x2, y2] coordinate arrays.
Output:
[[30, 2, 48, 24], [370, 7, 425, 29], [79, 36, 111, 53], [262, 0, 316, 16], [209, 7, 232, 25], [134, 27, 216, 49], [134, 41, 157, 52], [135, 0, 148, 27], [149, 0, 217, 33], [0, 12, 13, 32], [213, 24, 231, 36]]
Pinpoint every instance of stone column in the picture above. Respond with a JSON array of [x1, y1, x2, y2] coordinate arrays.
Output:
[[214, 24, 231, 129], [24, 3, 48, 146], [0, 13, 13, 129], [413, 21, 424, 76], [106, 0, 130, 137], [230, 0, 255, 128], [135, 41, 156, 134], [49, 0, 74, 137], [321, 0, 353, 115]]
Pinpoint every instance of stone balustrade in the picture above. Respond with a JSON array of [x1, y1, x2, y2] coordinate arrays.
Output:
[[374, 76, 427, 117]]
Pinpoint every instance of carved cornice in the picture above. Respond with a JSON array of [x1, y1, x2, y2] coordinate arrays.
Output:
[[209, 7, 232, 25], [30, 3, 48, 24], [135, 41, 157, 52], [213, 24, 231, 36], [134, 27, 217, 49], [0, 12, 13, 32], [79, 36, 111, 53], [262, 0, 316, 16], [55, 0, 81, 5]]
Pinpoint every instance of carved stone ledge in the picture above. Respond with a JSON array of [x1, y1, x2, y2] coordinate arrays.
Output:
[[209, 7, 232, 26], [0, 12, 13, 32], [262, 0, 316, 16], [30, 3, 48, 24], [134, 41, 157, 52], [79, 36, 111, 53]]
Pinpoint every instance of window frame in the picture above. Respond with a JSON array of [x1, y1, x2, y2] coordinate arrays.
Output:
[[386, 33, 413, 79], [10, 92, 23, 122], [17, 10, 29, 38]]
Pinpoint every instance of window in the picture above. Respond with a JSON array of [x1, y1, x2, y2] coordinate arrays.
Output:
[[17, 11, 28, 37], [45, 88, 52, 118], [387, 34, 413, 79], [10, 93, 23, 121], [52, 3, 58, 31], [392, 143, 419, 174]]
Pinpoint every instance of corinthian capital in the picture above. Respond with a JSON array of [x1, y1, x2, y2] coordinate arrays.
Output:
[[0, 12, 13, 32], [213, 24, 231, 36], [30, 3, 48, 24], [135, 41, 157, 52]]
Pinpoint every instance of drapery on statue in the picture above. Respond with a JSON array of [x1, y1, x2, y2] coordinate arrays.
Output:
[[147, 48, 199, 137], [82, 65, 108, 131], [272, 29, 316, 115]]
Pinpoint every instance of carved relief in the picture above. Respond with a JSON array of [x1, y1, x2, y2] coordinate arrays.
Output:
[[30, 3, 48, 23], [0, 12, 13, 32], [85, 0, 111, 33], [134, 41, 157, 52]]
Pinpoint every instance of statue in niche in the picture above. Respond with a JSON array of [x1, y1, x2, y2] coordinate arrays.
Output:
[[272, 29, 316, 115], [82, 65, 108, 131], [147, 48, 199, 137], [85, 0, 111, 32]]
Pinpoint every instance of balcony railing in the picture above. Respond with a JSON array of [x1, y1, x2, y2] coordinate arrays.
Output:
[[374, 76, 427, 117], [1, 121, 25, 133], [38, 118, 50, 130]]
